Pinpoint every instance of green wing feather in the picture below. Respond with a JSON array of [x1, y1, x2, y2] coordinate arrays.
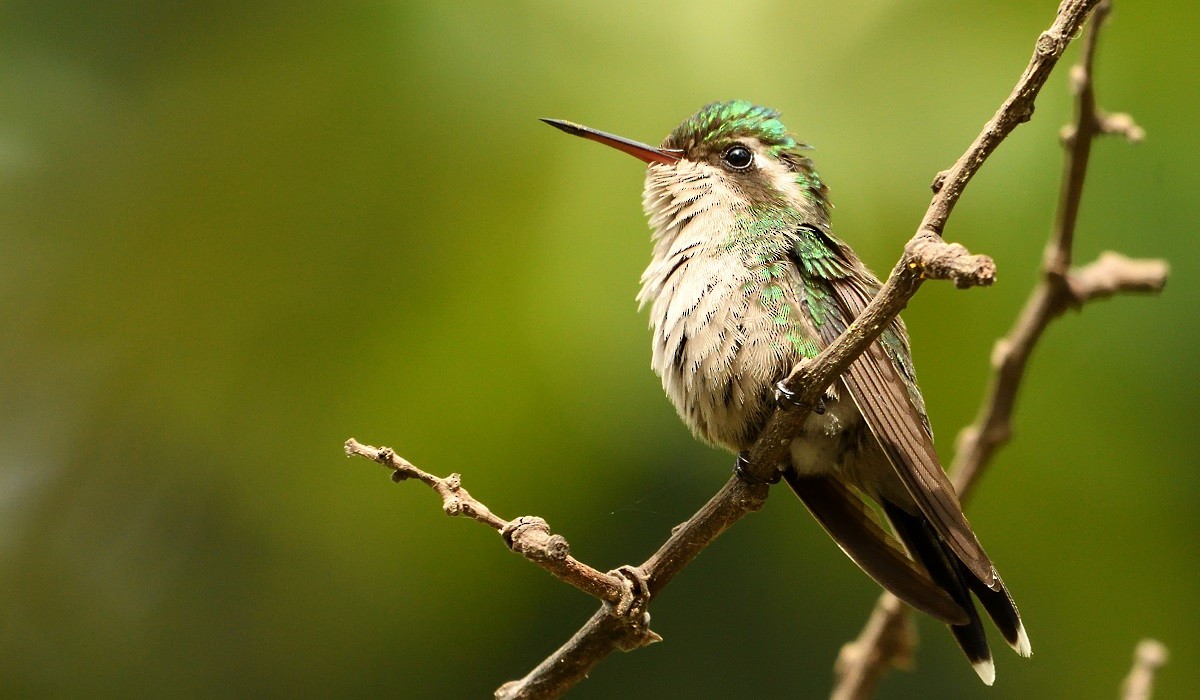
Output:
[[790, 225, 931, 434]]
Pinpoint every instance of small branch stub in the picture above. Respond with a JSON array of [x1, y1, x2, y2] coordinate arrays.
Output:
[[906, 232, 997, 288], [1121, 639, 1169, 700], [1068, 252, 1168, 304], [503, 517, 571, 562], [607, 565, 660, 650]]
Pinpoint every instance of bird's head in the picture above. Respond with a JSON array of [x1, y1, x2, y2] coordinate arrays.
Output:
[[543, 100, 829, 214]]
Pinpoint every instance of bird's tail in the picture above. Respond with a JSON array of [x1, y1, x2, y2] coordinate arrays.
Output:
[[881, 499, 1031, 685], [783, 472, 970, 627]]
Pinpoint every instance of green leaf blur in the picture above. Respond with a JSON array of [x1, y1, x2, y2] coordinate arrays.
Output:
[[1, 1, 1196, 697]]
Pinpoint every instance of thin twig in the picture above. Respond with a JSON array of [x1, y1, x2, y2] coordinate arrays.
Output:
[[1121, 639, 1169, 700], [344, 438, 632, 607], [831, 3, 1168, 697], [950, 0, 1167, 499]]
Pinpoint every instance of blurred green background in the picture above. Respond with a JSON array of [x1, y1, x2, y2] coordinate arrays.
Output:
[[1, 1, 1195, 697]]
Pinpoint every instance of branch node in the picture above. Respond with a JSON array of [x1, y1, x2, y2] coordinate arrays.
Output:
[[1135, 638, 1169, 668], [905, 233, 996, 289], [1035, 30, 1062, 57], [1068, 64, 1087, 95], [545, 535, 570, 561], [982, 420, 1014, 448], [503, 516, 572, 561], [1016, 102, 1036, 124], [989, 338, 1013, 369], [1059, 123, 1077, 147], [607, 565, 661, 650], [1098, 111, 1146, 143], [930, 170, 949, 193], [1121, 638, 1169, 700], [953, 425, 979, 455], [609, 565, 650, 618]]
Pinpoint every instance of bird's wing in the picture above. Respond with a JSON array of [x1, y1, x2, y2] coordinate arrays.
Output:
[[783, 470, 969, 625], [790, 225, 999, 590]]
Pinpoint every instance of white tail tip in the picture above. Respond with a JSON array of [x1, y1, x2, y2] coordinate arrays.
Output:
[[972, 658, 996, 686], [1013, 623, 1032, 657]]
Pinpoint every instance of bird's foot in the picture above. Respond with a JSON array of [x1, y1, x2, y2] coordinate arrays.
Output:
[[734, 451, 781, 485], [774, 380, 826, 414]]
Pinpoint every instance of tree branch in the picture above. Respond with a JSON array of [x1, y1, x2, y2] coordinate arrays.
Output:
[[831, 3, 1168, 697], [343, 438, 633, 608], [345, 2, 1150, 698], [1121, 639, 1169, 700]]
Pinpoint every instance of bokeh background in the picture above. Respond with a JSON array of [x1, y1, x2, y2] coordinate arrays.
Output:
[[1, 1, 1196, 697]]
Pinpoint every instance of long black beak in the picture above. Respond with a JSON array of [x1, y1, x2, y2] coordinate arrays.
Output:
[[541, 118, 682, 165]]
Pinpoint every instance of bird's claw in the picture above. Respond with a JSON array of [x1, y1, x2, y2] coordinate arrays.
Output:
[[734, 451, 781, 485], [773, 380, 797, 406], [774, 380, 827, 415]]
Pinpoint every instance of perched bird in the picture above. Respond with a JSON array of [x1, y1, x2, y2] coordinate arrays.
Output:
[[543, 101, 1030, 684]]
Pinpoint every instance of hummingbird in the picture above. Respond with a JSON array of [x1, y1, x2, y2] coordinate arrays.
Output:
[[543, 101, 1030, 684]]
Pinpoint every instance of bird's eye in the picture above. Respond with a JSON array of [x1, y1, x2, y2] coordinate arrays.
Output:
[[722, 145, 754, 170]]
